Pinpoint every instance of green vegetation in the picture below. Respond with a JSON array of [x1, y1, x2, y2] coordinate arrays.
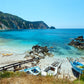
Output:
[[0, 11, 50, 30], [0, 71, 84, 84], [74, 80, 84, 84], [73, 74, 84, 84], [0, 71, 27, 78], [80, 73, 84, 81]]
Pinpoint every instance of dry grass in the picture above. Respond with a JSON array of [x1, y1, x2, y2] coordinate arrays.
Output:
[[0, 75, 74, 84]]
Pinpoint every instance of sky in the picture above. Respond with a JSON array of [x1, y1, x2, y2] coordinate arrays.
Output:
[[0, 0, 84, 28]]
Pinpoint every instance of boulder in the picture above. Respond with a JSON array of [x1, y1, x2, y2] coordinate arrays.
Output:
[[24, 45, 53, 60], [75, 36, 84, 41], [32, 45, 49, 54]]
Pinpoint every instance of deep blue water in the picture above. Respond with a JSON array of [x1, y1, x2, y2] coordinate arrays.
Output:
[[0, 29, 84, 58]]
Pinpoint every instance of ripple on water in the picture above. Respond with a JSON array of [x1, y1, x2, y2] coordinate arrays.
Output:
[[0, 29, 84, 58]]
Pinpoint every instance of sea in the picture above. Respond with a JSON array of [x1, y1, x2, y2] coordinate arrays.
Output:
[[0, 29, 84, 58]]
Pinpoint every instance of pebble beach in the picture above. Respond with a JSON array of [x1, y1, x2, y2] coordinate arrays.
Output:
[[0, 48, 77, 81]]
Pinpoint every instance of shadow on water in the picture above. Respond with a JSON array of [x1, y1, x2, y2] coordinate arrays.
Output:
[[72, 68, 80, 78]]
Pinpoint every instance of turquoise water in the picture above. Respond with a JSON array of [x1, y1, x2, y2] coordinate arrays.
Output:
[[0, 29, 84, 58]]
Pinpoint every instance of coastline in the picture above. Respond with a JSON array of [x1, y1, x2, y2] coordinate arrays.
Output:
[[0, 48, 77, 81], [0, 29, 84, 82]]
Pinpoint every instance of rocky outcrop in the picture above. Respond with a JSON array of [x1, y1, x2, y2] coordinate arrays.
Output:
[[32, 45, 49, 54], [68, 36, 84, 49], [0, 11, 55, 30], [25, 45, 54, 59], [49, 26, 56, 29], [75, 36, 84, 41]]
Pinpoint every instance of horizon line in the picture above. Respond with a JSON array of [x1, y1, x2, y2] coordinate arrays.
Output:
[[56, 27, 83, 29]]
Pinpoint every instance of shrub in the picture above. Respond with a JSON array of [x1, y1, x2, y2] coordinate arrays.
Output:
[[0, 71, 12, 78]]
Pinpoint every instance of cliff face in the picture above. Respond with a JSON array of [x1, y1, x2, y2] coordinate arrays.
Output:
[[0, 11, 51, 30]]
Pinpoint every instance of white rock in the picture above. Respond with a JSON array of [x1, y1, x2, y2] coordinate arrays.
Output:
[[38, 53, 44, 57]]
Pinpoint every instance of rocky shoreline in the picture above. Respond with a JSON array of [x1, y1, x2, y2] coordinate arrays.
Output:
[[0, 45, 82, 81], [68, 36, 84, 49], [0, 45, 54, 70], [23, 45, 54, 67]]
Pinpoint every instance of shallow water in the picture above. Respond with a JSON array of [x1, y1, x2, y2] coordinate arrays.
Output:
[[0, 29, 84, 58]]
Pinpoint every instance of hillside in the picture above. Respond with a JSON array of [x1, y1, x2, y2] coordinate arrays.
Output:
[[0, 11, 55, 30]]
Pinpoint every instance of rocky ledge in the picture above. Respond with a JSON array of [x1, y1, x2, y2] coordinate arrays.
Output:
[[68, 36, 84, 49]]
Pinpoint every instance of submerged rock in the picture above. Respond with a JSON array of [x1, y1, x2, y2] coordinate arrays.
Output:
[[68, 36, 84, 49]]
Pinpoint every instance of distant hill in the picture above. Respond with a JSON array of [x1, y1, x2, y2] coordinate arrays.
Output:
[[0, 11, 55, 30]]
